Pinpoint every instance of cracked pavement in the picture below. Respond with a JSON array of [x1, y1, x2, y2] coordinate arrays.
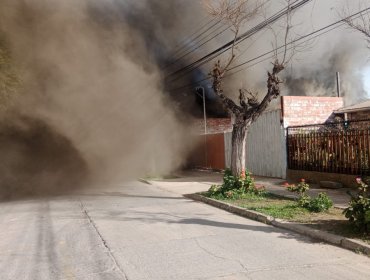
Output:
[[0, 180, 369, 279]]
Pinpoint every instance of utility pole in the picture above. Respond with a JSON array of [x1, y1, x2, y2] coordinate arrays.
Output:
[[336, 72, 341, 98], [196, 87, 207, 167]]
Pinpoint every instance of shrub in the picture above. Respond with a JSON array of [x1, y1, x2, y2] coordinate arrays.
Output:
[[343, 177, 370, 233], [207, 169, 265, 199], [307, 193, 333, 212], [285, 179, 311, 208], [285, 179, 333, 213], [286, 179, 310, 196]]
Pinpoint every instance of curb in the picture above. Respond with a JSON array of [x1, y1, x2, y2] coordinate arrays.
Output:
[[184, 193, 370, 256], [138, 178, 151, 185]]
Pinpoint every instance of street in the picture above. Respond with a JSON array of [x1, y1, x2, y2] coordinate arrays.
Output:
[[0, 180, 369, 280]]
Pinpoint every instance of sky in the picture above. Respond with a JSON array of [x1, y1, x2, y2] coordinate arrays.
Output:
[[364, 66, 370, 94]]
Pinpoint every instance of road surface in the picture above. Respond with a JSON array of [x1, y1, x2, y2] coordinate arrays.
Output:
[[0, 180, 369, 279]]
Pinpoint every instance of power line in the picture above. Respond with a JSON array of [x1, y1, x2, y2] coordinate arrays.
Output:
[[165, 0, 311, 81], [163, 0, 275, 72], [229, 7, 370, 72], [169, 17, 215, 55], [163, 25, 230, 72], [167, 6, 370, 93], [163, 1, 244, 70], [163, 19, 221, 69]]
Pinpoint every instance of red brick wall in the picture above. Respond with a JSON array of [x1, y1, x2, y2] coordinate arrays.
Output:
[[281, 96, 344, 127], [194, 118, 232, 134]]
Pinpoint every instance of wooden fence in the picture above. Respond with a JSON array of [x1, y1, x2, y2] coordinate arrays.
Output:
[[287, 120, 370, 175]]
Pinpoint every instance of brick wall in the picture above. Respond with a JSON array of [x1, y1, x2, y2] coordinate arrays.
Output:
[[281, 96, 344, 128], [194, 118, 232, 134]]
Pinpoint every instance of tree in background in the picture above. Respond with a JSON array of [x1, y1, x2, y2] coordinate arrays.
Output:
[[204, 0, 294, 176]]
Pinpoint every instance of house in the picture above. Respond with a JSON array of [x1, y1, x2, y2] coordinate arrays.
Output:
[[188, 96, 345, 178], [285, 99, 370, 186], [230, 96, 344, 179], [334, 99, 370, 121]]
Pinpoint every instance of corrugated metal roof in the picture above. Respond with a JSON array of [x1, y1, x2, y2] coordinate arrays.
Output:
[[334, 100, 370, 113]]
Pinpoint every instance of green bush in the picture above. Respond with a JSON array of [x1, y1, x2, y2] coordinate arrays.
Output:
[[343, 177, 370, 233], [207, 169, 265, 199], [307, 193, 333, 212], [285, 179, 333, 213], [286, 179, 310, 196]]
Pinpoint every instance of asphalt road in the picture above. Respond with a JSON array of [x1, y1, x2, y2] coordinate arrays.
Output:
[[0, 180, 370, 280]]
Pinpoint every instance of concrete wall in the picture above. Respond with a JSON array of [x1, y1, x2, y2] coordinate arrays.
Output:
[[287, 169, 357, 188]]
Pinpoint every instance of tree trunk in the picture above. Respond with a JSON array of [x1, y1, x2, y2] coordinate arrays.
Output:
[[230, 120, 247, 177]]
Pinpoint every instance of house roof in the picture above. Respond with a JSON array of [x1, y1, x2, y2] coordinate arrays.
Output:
[[334, 100, 370, 114]]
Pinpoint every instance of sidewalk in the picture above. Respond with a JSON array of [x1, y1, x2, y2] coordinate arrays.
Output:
[[150, 169, 351, 209], [146, 169, 370, 256]]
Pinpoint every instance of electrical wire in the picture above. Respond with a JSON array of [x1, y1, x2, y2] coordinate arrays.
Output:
[[166, 6, 370, 93], [163, 0, 275, 72], [165, 0, 310, 81]]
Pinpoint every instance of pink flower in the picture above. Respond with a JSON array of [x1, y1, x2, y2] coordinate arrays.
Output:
[[300, 178, 305, 182], [356, 177, 362, 184], [282, 182, 290, 187]]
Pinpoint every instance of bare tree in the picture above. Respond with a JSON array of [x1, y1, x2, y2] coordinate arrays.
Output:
[[205, 0, 292, 176]]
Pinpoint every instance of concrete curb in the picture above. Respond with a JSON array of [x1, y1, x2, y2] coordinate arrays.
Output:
[[138, 178, 151, 185], [184, 193, 370, 256]]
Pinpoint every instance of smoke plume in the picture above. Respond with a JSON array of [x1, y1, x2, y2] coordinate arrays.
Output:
[[1, 0, 369, 199], [0, 0, 203, 199], [194, 0, 370, 106]]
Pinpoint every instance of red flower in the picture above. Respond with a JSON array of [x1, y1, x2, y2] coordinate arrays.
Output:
[[240, 169, 246, 179], [300, 178, 305, 182]]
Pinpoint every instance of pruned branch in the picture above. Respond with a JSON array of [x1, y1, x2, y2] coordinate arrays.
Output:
[[205, 0, 262, 77], [204, 0, 262, 33], [239, 88, 259, 108], [343, 13, 370, 48], [206, 0, 288, 126], [340, 2, 370, 49], [243, 60, 285, 122]]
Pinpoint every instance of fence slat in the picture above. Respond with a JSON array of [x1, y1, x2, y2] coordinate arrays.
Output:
[[287, 120, 370, 175]]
